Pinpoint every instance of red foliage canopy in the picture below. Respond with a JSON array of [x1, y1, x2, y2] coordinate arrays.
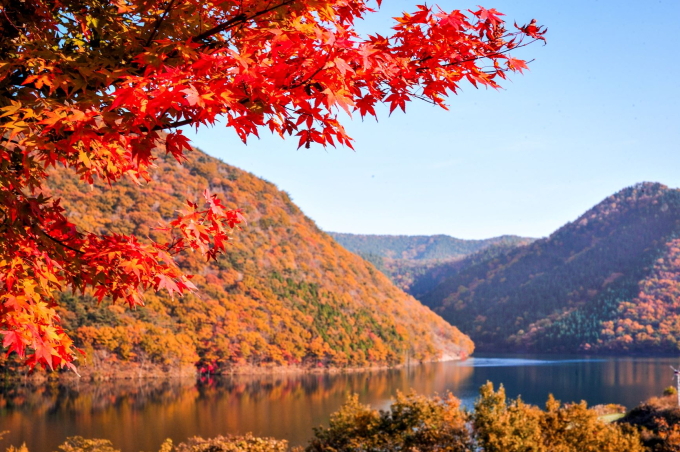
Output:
[[0, 0, 545, 371]]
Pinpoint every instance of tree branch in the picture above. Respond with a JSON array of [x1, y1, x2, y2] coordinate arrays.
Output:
[[144, 0, 177, 47], [193, 0, 296, 42], [39, 228, 84, 254], [439, 39, 540, 69], [150, 117, 195, 132]]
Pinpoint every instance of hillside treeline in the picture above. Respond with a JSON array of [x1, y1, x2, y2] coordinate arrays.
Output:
[[1, 150, 473, 375]]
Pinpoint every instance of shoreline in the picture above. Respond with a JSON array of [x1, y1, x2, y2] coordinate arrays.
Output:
[[7, 349, 680, 385], [6, 350, 680, 385], [473, 349, 680, 359], [0, 353, 465, 385]]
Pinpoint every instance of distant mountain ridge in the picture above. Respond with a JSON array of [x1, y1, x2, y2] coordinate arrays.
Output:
[[329, 232, 534, 293], [329, 233, 533, 262], [407, 240, 533, 299], [419, 182, 680, 354]]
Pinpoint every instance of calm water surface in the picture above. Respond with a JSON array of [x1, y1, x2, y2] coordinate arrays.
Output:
[[1, 355, 679, 451]]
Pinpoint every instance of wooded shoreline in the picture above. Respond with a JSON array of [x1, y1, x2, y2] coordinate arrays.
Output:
[[1, 353, 467, 384]]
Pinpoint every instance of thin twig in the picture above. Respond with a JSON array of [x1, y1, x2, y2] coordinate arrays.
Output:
[[144, 0, 177, 47], [439, 39, 540, 69], [0, 5, 21, 33]]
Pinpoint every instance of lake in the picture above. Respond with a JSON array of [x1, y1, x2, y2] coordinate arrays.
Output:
[[1, 354, 679, 451]]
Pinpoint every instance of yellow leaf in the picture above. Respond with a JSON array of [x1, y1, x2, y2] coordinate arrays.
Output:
[[78, 151, 91, 168], [0, 101, 22, 118]]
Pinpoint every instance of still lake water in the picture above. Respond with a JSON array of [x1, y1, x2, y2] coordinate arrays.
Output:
[[1, 355, 679, 451]]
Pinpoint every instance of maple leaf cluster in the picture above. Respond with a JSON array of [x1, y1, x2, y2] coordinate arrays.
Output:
[[0, 0, 544, 371]]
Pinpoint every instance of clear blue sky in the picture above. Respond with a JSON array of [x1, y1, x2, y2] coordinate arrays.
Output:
[[185, 0, 680, 240]]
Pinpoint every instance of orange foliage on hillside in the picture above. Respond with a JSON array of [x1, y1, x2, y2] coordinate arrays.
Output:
[[598, 238, 680, 351], [1, 149, 472, 373]]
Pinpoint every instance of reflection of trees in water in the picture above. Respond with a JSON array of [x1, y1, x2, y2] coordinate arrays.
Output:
[[7, 359, 670, 419], [0, 363, 476, 450], [0, 378, 197, 415], [200, 362, 475, 409], [0, 363, 476, 416], [15, 360, 679, 402], [4, 358, 676, 452]]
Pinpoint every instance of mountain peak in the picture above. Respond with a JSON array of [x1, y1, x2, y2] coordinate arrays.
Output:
[[419, 183, 680, 354]]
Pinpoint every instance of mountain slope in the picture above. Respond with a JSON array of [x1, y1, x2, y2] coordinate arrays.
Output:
[[420, 182, 680, 353], [330, 233, 533, 293], [407, 241, 533, 299], [4, 149, 473, 373]]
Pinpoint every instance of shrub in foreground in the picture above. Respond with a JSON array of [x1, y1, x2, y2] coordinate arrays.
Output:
[[13, 435, 293, 452], [307, 392, 471, 451], [170, 434, 290, 452], [620, 394, 680, 452], [474, 382, 643, 452]]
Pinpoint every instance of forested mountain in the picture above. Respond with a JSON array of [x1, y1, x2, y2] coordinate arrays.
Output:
[[330, 232, 533, 293], [1, 149, 473, 375], [420, 182, 680, 353], [407, 241, 533, 299]]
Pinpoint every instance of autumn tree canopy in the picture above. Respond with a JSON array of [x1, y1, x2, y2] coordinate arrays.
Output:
[[0, 0, 545, 371]]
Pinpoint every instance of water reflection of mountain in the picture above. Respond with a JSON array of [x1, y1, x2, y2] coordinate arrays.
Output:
[[1, 358, 676, 452], [0, 363, 474, 452]]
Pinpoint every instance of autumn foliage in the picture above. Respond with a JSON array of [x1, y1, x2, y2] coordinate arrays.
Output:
[[0, 0, 544, 370], [18, 150, 472, 373]]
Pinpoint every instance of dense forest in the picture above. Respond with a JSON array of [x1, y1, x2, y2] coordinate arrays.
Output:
[[330, 233, 532, 292], [0, 149, 473, 376], [419, 182, 680, 353]]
